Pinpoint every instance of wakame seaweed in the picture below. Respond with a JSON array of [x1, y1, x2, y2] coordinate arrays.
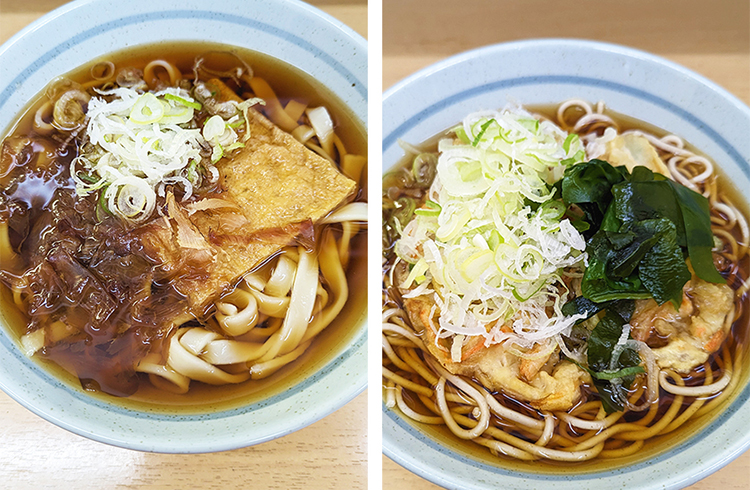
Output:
[[560, 159, 724, 411], [562, 159, 724, 308], [586, 309, 643, 413]]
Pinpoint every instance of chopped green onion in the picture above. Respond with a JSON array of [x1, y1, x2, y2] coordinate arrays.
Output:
[[393, 197, 416, 229], [412, 153, 438, 187], [454, 126, 470, 144], [402, 258, 429, 288], [518, 117, 540, 133], [163, 93, 202, 110], [563, 133, 577, 154], [77, 172, 100, 184], [538, 200, 567, 220], [211, 140, 224, 163], [98, 185, 112, 216], [415, 200, 442, 217], [203, 115, 227, 141], [510, 278, 546, 302], [129, 93, 165, 125], [488, 229, 502, 250], [472, 119, 496, 147], [186, 159, 199, 183], [458, 160, 482, 181]]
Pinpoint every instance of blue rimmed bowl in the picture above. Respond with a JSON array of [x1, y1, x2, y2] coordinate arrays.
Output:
[[382, 39, 750, 489], [0, 0, 366, 452]]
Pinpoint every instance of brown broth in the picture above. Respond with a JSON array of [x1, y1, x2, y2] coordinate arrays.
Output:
[[383, 105, 750, 472], [0, 41, 367, 413]]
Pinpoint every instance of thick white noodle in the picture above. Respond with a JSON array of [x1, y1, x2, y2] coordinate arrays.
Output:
[[264, 255, 296, 297], [136, 353, 191, 394], [167, 328, 250, 385], [215, 288, 260, 336], [250, 340, 311, 379], [320, 203, 368, 224]]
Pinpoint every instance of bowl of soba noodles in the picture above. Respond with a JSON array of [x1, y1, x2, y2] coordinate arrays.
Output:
[[382, 39, 750, 489], [0, 0, 367, 452]]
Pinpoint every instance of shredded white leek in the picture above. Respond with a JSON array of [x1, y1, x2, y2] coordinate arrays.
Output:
[[396, 106, 588, 350], [72, 87, 261, 224], [71, 87, 206, 222]]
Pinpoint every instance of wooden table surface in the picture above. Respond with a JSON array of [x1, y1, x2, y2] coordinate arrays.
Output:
[[0, 1, 367, 489], [382, 0, 750, 489]]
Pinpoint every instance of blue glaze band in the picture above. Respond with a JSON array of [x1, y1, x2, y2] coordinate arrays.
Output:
[[0, 8, 366, 113], [383, 75, 749, 181], [0, 325, 366, 421], [386, 367, 750, 482]]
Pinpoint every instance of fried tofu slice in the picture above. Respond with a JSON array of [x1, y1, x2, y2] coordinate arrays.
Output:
[[136, 83, 356, 314], [137, 201, 310, 314], [218, 106, 356, 232], [207, 76, 356, 231]]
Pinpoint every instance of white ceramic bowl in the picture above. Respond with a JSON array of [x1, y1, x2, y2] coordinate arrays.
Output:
[[0, 0, 367, 452], [382, 39, 750, 489]]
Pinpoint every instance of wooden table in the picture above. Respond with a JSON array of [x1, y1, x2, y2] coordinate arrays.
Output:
[[382, 0, 750, 488], [0, 1, 367, 489]]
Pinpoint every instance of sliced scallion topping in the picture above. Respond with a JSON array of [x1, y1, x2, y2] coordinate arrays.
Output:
[[414, 200, 442, 217], [163, 92, 202, 110]]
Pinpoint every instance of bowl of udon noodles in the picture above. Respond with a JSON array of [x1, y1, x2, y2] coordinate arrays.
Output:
[[0, 0, 367, 451], [382, 39, 750, 489]]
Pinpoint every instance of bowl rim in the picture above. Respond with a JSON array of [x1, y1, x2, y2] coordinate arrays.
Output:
[[0, 0, 368, 453], [0, 0, 368, 62], [382, 38, 750, 489], [384, 38, 750, 118]]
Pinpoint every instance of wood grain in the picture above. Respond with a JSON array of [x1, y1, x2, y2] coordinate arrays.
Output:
[[0, 1, 367, 489], [383, 0, 750, 488]]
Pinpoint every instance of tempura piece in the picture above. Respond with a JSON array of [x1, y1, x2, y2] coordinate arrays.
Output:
[[599, 133, 671, 176], [631, 273, 734, 373], [401, 292, 589, 411]]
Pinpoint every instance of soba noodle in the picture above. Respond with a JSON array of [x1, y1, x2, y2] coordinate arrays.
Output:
[[382, 99, 748, 463]]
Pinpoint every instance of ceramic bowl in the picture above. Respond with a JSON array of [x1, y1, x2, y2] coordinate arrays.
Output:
[[382, 39, 750, 489], [0, 0, 367, 452]]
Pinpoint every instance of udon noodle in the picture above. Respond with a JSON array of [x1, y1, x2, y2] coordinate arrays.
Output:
[[137, 208, 360, 395], [382, 100, 748, 464], [0, 44, 367, 400]]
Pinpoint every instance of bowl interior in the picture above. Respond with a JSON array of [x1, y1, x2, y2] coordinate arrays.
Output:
[[0, 0, 367, 452], [382, 39, 750, 490]]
